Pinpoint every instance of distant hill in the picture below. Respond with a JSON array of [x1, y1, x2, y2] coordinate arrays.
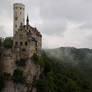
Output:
[[45, 47, 92, 75]]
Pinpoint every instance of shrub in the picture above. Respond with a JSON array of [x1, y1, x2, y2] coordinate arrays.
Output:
[[13, 69, 25, 84], [0, 76, 5, 92], [39, 57, 45, 68], [3, 37, 13, 49], [32, 53, 39, 61], [35, 79, 46, 92]]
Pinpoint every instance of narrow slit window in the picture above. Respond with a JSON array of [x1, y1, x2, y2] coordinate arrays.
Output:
[[25, 41, 27, 46], [20, 42, 23, 46], [15, 42, 18, 45]]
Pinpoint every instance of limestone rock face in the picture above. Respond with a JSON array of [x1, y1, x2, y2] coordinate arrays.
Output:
[[1, 49, 16, 75], [18, 59, 41, 84], [1, 59, 41, 92], [2, 81, 37, 92], [2, 81, 30, 92]]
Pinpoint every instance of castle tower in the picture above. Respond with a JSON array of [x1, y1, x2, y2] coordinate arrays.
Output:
[[13, 3, 25, 35]]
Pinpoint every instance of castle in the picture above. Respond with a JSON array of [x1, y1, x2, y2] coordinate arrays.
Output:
[[0, 3, 42, 75], [13, 3, 42, 59]]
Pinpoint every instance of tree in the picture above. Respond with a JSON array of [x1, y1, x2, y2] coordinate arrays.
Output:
[[3, 37, 13, 49], [32, 53, 39, 61], [13, 69, 25, 84]]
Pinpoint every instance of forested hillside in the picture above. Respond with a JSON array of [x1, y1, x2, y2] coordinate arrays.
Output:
[[36, 49, 92, 92]]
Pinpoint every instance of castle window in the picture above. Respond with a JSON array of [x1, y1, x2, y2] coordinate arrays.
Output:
[[25, 41, 27, 46], [20, 7, 22, 10], [22, 48, 26, 52], [15, 42, 18, 45], [15, 17, 18, 21], [20, 42, 23, 46], [36, 47, 37, 52]]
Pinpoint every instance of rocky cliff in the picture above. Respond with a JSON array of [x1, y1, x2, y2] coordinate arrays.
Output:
[[0, 57, 41, 92]]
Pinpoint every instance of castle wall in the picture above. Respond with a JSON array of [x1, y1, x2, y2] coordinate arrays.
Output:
[[13, 26, 42, 59], [30, 29, 42, 56]]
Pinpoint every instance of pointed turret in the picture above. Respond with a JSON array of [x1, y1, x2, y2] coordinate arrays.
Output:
[[26, 15, 29, 25]]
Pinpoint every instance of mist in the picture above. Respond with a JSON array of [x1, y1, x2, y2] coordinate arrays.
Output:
[[44, 47, 92, 68]]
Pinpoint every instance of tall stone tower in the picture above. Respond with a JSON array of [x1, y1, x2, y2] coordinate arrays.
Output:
[[13, 3, 25, 35]]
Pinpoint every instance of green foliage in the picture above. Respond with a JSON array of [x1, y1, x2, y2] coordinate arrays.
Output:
[[35, 80, 46, 92], [39, 57, 45, 68], [13, 69, 25, 84], [63, 79, 80, 92], [0, 76, 5, 92], [32, 53, 39, 61], [3, 37, 13, 49]]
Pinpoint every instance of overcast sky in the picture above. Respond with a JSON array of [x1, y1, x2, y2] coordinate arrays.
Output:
[[0, 0, 92, 49]]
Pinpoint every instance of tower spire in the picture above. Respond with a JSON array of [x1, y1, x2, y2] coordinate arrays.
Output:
[[26, 15, 29, 25]]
